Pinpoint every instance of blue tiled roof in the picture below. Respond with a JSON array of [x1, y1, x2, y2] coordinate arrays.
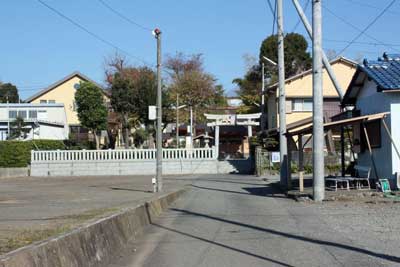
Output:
[[361, 53, 400, 90]]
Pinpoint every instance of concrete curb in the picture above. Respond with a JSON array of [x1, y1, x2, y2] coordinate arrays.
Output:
[[0, 189, 186, 267]]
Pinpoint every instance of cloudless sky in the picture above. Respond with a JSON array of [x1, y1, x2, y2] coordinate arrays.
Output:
[[1, 0, 400, 100]]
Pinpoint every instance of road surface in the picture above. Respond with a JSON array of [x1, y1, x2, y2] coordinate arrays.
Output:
[[109, 174, 400, 267]]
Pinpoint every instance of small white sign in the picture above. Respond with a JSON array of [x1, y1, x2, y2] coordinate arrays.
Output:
[[152, 178, 156, 184], [271, 152, 280, 163], [148, 106, 156, 120]]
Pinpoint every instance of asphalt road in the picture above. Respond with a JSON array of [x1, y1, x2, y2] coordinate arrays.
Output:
[[110, 174, 400, 267]]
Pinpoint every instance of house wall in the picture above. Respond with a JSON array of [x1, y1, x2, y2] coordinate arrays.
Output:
[[29, 76, 109, 126], [0, 104, 69, 140], [282, 60, 356, 98], [355, 79, 400, 180], [390, 102, 400, 176], [30, 76, 83, 125], [270, 60, 356, 129]]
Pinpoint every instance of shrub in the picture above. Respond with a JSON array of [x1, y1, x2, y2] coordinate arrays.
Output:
[[0, 140, 65, 167]]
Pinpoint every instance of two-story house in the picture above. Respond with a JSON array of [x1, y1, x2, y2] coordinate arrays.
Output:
[[266, 57, 357, 129]]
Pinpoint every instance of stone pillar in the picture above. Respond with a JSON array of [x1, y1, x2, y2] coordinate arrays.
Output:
[[247, 125, 252, 137], [215, 125, 220, 157]]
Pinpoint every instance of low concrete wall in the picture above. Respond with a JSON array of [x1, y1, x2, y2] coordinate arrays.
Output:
[[31, 159, 221, 177], [0, 167, 29, 178], [0, 189, 186, 267]]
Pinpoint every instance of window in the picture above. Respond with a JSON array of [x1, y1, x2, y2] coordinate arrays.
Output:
[[73, 101, 78, 111], [17, 110, 27, 119], [38, 110, 48, 120], [29, 110, 38, 119], [291, 99, 313, 112], [48, 100, 56, 104], [40, 100, 47, 104], [9, 110, 17, 119]]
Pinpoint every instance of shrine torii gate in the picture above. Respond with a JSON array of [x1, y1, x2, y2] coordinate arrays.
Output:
[[205, 113, 261, 156]]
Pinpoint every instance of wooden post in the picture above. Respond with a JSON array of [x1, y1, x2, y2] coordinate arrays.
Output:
[[298, 134, 304, 192], [362, 123, 379, 180], [287, 134, 293, 190], [340, 126, 345, 177]]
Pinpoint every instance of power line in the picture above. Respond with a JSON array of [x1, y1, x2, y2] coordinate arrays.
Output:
[[323, 4, 400, 53], [337, 0, 397, 55], [271, 0, 277, 35], [265, 0, 278, 35], [97, 0, 152, 31], [36, 0, 153, 66], [291, 0, 310, 32], [342, 0, 400, 16]]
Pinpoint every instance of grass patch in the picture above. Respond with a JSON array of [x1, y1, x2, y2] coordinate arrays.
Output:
[[0, 207, 121, 255]]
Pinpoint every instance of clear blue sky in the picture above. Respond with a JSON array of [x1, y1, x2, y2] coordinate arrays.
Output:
[[1, 0, 400, 100]]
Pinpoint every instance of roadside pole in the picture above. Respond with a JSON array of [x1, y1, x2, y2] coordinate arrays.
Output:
[[154, 28, 163, 192], [261, 62, 265, 132], [277, 0, 288, 188], [312, 0, 325, 201], [176, 94, 179, 148]]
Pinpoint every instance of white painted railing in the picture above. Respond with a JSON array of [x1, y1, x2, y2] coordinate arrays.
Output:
[[31, 148, 217, 162]]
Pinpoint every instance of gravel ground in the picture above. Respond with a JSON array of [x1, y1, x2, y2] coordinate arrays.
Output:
[[0, 174, 194, 254]]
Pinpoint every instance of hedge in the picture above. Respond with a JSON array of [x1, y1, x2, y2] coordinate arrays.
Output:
[[0, 140, 65, 167]]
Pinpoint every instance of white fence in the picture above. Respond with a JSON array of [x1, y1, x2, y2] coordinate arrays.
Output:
[[31, 148, 217, 163]]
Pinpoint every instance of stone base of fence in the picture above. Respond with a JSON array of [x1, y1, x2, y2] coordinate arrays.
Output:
[[0, 167, 29, 178], [31, 159, 221, 177]]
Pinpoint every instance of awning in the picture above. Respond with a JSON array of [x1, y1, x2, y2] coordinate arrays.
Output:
[[266, 116, 313, 135], [287, 112, 390, 136]]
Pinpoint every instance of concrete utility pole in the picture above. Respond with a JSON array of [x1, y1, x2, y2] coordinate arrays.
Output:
[[277, 0, 288, 188], [190, 106, 193, 148], [312, 0, 325, 201], [261, 63, 266, 131], [291, 0, 345, 100], [176, 94, 179, 148], [154, 28, 163, 192], [6, 96, 10, 140]]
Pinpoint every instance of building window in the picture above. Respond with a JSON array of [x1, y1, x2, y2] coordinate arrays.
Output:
[[73, 101, 78, 111], [17, 110, 27, 119], [29, 110, 38, 119], [292, 99, 313, 112], [48, 100, 56, 104], [37, 110, 48, 120], [9, 110, 17, 119], [40, 100, 47, 104]]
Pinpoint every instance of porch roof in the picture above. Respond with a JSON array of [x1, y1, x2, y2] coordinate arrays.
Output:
[[287, 112, 389, 136]]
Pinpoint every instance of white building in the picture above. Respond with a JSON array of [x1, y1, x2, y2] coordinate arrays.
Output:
[[0, 103, 69, 140], [343, 53, 400, 183]]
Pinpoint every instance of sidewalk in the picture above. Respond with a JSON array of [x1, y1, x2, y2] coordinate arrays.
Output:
[[0, 175, 193, 254]]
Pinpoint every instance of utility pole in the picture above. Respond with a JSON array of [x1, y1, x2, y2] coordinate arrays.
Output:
[[277, 0, 288, 188], [6, 96, 10, 140], [154, 28, 163, 192], [261, 62, 265, 131], [312, 0, 325, 201], [190, 106, 193, 148], [176, 94, 179, 148]]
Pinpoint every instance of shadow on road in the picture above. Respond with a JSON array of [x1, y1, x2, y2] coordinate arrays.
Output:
[[151, 223, 295, 267], [166, 177, 262, 186], [191, 184, 287, 199], [109, 187, 152, 193], [170, 208, 400, 264]]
